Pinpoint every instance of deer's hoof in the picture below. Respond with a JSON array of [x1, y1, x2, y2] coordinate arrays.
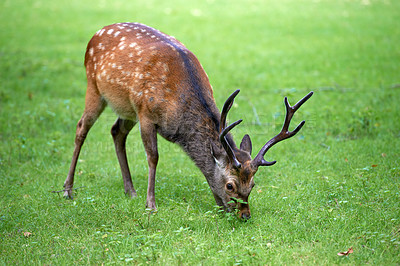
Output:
[[63, 189, 73, 199]]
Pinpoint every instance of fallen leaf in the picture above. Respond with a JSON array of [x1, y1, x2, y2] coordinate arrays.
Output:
[[345, 158, 348, 162], [381, 153, 387, 157], [371, 164, 378, 167], [337, 247, 353, 256], [23, 232, 32, 238]]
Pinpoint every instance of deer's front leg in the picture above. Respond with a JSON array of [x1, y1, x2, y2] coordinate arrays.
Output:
[[139, 119, 159, 210]]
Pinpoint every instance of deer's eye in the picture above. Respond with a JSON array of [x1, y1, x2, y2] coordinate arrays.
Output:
[[226, 183, 234, 191]]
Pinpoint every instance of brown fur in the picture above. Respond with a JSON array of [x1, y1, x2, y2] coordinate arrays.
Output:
[[64, 23, 312, 219]]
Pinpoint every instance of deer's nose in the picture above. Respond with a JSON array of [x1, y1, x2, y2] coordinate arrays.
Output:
[[241, 212, 251, 220]]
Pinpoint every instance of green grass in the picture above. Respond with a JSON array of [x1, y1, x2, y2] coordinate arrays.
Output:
[[1, 0, 400, 264]]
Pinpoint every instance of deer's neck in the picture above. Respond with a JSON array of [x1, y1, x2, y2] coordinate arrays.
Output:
[[178, 125, 219, 178], [171, 101, 235, 182], [156, 91, 226, 180]]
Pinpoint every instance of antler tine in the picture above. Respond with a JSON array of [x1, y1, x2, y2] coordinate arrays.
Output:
[[220, 119, 243, 169], [219, 89, 242, 169], [252, 91, 313, 168], [220, 89, 240, 132]]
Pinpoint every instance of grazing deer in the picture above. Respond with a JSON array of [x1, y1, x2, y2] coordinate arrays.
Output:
[[63, 22, 313, 219]]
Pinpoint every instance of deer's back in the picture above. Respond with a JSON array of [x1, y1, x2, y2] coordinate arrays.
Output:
[[84, 23, 216, 131]]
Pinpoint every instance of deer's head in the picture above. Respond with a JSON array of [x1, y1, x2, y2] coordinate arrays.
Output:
[[211, 90, 313, 219]]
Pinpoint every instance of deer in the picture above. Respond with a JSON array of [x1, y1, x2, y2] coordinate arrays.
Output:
[[63, 22, 313, 219]]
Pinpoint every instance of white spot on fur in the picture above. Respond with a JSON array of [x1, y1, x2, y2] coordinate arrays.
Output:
[[129, 42, 137, 48], [107, 29, 114, 35], [163, 63, 169, 72], [97, 43, 104, 50], [114, 31, 121, 37], [88, 48, 94, 57]]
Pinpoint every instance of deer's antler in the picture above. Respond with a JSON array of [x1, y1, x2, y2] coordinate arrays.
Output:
[[219, 90, 242, 169], [251, 91, 313, 168]]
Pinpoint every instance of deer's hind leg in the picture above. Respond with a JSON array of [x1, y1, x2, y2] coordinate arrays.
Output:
[[111, 118, 137, 198], [64, 83, 106, 198]]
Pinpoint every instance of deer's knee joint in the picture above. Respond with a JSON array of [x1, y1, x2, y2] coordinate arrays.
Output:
[[111, 123, 120, 138], [147, 150, 159, 167], [77, 120, 83, 129]]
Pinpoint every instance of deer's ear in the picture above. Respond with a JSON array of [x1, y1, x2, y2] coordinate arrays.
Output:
[[240, 134, 252, 155], [211, 142, 225, 167]]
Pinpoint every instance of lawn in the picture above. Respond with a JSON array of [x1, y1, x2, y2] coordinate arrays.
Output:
[[1, 0, 399, 264]]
